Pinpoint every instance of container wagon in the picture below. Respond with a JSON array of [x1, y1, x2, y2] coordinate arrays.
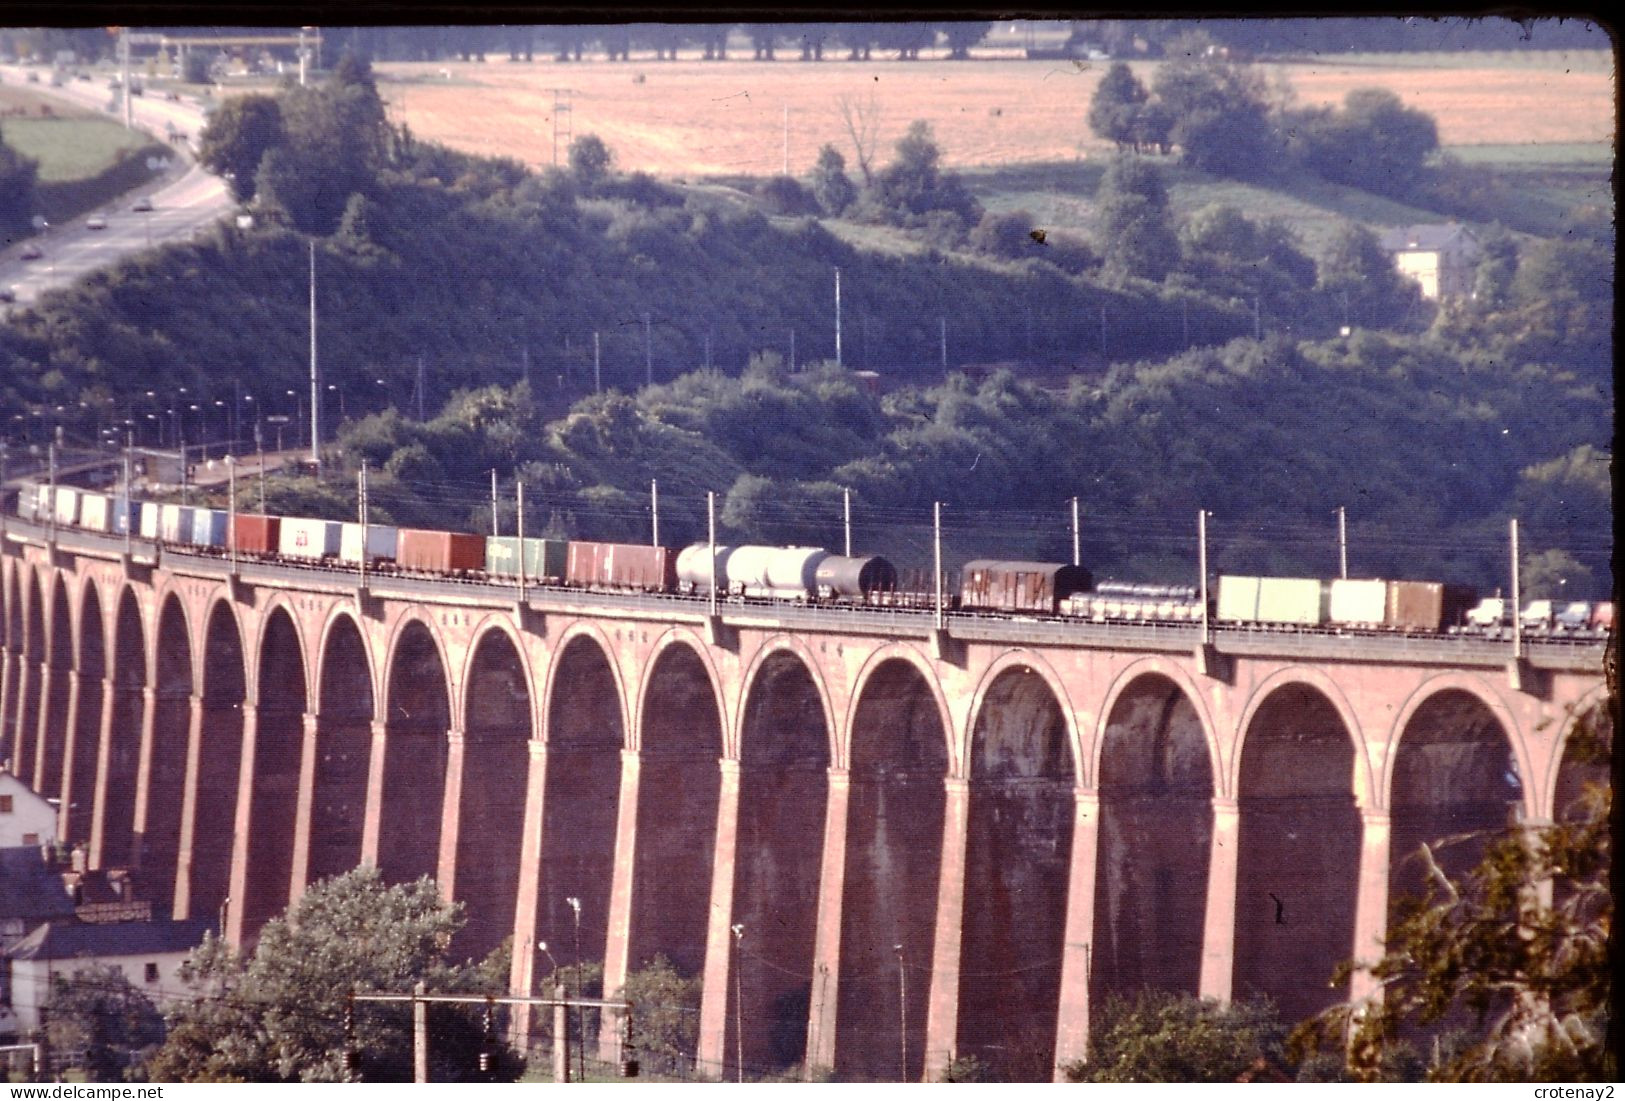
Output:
[[567, 541, 677, 593], [397, 529, 485, 573], [960, 560, 1092, 614]]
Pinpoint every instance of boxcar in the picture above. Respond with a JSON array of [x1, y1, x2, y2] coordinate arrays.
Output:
[[397, 529, 485, 573], [232, 514, 281, 555], [53, 486, 81, 527], [79, 493, 113, 533], [113, 498, 141, 536], [159, 504, 196, 544], [1387, 581, 1477, 632], [567, 541, 677, 592], [1329, 579, 1387, 626], [960, 560, 1092, 614], [139, 502, 161, 539]]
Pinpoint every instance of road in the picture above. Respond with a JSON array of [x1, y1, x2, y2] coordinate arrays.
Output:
[[0, 64, 233, 307]]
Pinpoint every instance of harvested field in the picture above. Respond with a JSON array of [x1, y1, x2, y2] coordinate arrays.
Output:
[[373, 51, 1613, 178]]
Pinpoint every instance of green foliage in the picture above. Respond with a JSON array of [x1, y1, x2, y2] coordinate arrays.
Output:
[[1289, 88, 1440, 198], [616, 956, 700, 1077], [44, 965, 165, 1082], [1065, 991, 1288, 1082], [1152, 56, 1279, 178], [199, 94, 283, 203], [145, 867, 515, 1083], [1088, 62, 1150, 150], [1316, 221, 1422, 329], [1096, 155, 1179, 282], [809, 144, 856, 215], [864, 121, 982, 231], [0, 126, 41, 239], [757, 175, 818, 216], [1291, 702, 1613, 1082], [941, 1053, 992, 1081], [568, 134, 613, 190]]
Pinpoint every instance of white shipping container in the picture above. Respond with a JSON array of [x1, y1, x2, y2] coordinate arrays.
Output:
[[279, 517, 341, 559], [340, 523, 398, 563], [53, 486, 81, 526], [1258, 577, 1325, 624], [159, 504, 196, 543], [1329, 578, 1388, 625], [140, 502, 161, 539], [1216, 575, 1260, 622], [79, 493, 114, 532]]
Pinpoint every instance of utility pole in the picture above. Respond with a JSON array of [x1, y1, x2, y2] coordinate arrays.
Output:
[[894, 945, 908, 1081], [834, 267, 843, 367], [359, 461, 370, 589], [228, 457, 238, 572], [47, 439, 56, 542], [309, 240, 321, 478], [412, 981, 428, 1083], [782, 102, 789, 175], [121, 28, 133, 131], [123, 434, 133, 556], [1337, 506, 1348, 579], [731, 924, 745, 1083], [593, 331, 602, 394], [1254, 296, 1262, 340], [707, 491, 718, 617], [789, 327, 796, 372], [416, 356, 426, 420], [1071, 496, 1081, 568], [843, 487, 851, 557], [933, 501, 944, 630], [644, 312, 653, 387], [490, 469, 499, 536], [1510, 517, 1522, 659], [516, 482, 527, 601], [650, 479, 659, 547], [1198, 509, 1210, 646], [939, 317, 947, 375]]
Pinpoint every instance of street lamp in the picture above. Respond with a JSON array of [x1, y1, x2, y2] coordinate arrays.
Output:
[[566, 897, 582, 1082], [731, 924, 745, 1083], [894, 944, 907, 1081]]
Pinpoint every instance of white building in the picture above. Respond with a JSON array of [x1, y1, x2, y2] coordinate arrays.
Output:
[[0, 773, 56, 849], [5, 918, 214, 1033]]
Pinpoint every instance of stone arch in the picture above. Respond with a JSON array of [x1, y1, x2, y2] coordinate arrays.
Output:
[[1091, 656, 1221, 797], [1387, 679, 1526, 923], [1233, 679, 1363, 1025], [60, 577, 107, 842], [303, 609, 375, 893], [626, 632, 726, 985], [1544, 685, 1611, 824], [12, 568, 45, 782], [137, 591, 194, 915], [733, 634, 837, 764], [30, 571, 75, 798], [1093, 668, 1214, 1008], [183, 598, 246, 922], [450, 621, 535, 962], [528, 626, 626, 1015], [1232, 666, 1373, 807], [95, 584, 148, 870], [249, 595, 312, 710], [836, 652, 950, 1081], [631, 626, 728, 754], [842, 642, 953, 773], [957, 660, 1076, 1082], [237, 604, 308, 938], [1384, 673, 1532, 819], [962, 649, 1081, 784], [725, 643, 832, 1079], [376, 615, 452, 888]]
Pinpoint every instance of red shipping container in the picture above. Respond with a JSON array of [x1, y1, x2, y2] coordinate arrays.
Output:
[[566, 541, 676, 592], [232, 514, 281, 555], [397, 529, 486, 572]]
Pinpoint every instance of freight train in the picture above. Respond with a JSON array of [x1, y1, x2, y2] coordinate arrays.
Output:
[[8, 482, 1614, 637]]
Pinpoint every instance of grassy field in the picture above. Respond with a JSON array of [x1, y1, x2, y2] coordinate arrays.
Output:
[[371, 51, 1613, 178], [2, 85, 151, 182]]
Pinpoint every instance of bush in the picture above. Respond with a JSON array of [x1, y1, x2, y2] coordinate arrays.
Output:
[[757, 175, 819, 216], [1064, 991, 1289, 1082]]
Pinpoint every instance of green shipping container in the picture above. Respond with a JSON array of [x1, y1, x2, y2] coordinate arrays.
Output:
[[485, 536, 567, 581]]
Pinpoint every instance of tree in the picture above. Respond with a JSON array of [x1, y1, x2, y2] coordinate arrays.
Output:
[[198, 94, 285, 203], [616, 957, 700, 1077], [43, 965, 165, 1081], [1152, 56, 1279, 178], [867, 120, 982, 228], [568, 134, 613, 189], [835, 92, 881, 185], [1095, 154, 1179, 282], [1316, 222, 1419, 329], [809, 144, 856, 215], [1292, 701, 1613, 1082], [1088, 62, 1148, 150], [1064, 991, 1289, 1082], [0, 127, 40, 240], [941, 21, 992, 59], [146, 867, 513, 1082], [1291, 88, 1439, 197]]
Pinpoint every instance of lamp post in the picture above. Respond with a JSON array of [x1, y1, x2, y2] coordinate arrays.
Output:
[[567, 897, 583, 1082], [731, 923, 745, 1082]]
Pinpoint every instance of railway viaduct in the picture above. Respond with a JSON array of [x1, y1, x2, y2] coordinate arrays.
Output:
[[0, 516, 1610, 1082]]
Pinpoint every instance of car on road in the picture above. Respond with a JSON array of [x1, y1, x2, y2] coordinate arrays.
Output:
[[86, 214, 108, 231], [19, 243, 43, 260], [132, 196, 154, 212]]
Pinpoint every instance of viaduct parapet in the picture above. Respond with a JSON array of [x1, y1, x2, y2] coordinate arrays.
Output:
[[1, 520, 1609, 1081]]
